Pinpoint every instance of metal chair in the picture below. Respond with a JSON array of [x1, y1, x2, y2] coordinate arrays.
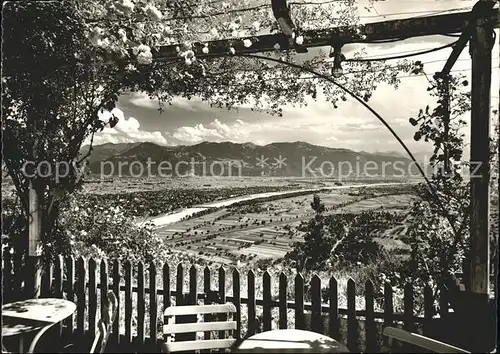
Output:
[[89, 291, 118, 353], [161, 303, 237, 353], [383, 326, 470, 353]]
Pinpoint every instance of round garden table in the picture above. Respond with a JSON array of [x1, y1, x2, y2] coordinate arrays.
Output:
[[235, 329, 350, 353], [2, 298, 76, 353]]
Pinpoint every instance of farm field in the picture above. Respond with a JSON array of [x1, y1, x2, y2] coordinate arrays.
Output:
[[0, 176, 316, 199], [157, 184, 416, 266], [80, 176, 414, 194], [333, 194, 415, 213], [81, 176, 327, 194], [0, 175, 420, 201]]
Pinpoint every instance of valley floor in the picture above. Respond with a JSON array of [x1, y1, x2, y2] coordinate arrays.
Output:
[[154, 183, 416, 267]]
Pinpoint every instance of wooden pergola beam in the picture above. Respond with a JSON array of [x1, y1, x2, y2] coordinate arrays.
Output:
[[441, 1, 497, 75], [156, 9, 499, 60], [441, 31, 471, 75]]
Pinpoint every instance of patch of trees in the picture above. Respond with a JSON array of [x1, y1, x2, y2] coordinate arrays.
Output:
[[286, 195, 394, 272]]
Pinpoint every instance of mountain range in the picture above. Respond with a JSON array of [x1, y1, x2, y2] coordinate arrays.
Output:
[[80, 141, 425, 178]]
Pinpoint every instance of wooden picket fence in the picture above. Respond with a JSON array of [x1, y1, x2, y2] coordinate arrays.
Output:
[[2, 253, 459, 353]]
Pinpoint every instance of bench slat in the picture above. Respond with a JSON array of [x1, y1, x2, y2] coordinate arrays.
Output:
[[383, 327, 470, 353], [164, 321, 237, 334], [164, 339, 236, 352], [164, 304, 236, 316]]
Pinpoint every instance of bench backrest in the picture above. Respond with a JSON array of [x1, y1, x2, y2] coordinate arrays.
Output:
[[383, 327, 470, 353], [163, 303, 237, 353]]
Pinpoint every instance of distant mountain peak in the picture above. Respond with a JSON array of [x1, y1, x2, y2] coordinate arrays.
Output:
[[374, 150, 407, 158], [242, 142, 257, 149], [82, 140, 418, 177]]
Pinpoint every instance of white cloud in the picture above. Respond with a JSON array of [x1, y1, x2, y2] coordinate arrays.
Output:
[[172, 119, 262, 144], [127, 93, 159, 109], [90, 108, 168, 146]]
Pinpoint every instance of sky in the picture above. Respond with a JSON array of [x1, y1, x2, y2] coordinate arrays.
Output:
[[91, 0, 500, 157]]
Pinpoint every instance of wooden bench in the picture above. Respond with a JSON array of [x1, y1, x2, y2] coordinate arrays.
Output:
[[383, 327, 470, 353], [162, 303, 237, 353]]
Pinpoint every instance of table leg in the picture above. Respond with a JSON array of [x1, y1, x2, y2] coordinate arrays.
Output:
[[27, 324, 55, 353], [19, 337, 24, 353]]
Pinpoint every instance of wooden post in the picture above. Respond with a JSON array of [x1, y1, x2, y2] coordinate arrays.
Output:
[[467, 1, 496, 351], [469, 0, 494, 298], [27, 181, 42, 299]]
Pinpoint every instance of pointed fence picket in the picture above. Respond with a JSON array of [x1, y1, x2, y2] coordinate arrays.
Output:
[[3, 256, 454, 352]]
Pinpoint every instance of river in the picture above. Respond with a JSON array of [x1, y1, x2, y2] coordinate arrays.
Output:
[[141, 182, 411, 228]]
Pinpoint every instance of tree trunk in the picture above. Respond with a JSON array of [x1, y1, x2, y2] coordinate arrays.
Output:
[[27, 182, 43, 298]]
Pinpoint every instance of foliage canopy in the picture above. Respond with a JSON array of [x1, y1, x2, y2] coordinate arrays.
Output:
[[2, 0, 418, 257]]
